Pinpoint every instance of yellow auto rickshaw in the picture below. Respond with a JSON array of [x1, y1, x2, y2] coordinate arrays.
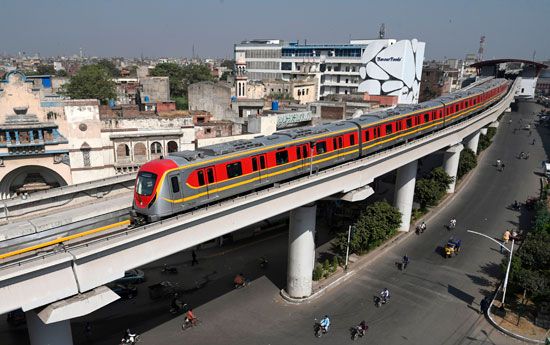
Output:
[[444, 238, 461, 258]]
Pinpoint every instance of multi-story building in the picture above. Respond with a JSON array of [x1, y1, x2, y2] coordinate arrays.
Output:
[[234, 37, 425, 104]]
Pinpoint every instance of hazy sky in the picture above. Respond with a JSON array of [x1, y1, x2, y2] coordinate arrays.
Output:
[[1, 0, 549, 60]]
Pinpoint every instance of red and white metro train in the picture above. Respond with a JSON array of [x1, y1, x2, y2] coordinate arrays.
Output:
[[131, 79, 509, 224]]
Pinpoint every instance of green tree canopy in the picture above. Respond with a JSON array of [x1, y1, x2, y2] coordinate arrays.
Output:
[[334, 201, 401, 255], [221, 60, 235, 69], [97, 59, 121, 77], [150, 62, 214, 98], [63, 64, 116, 104], [457, 148, 477, 179], [414, 178, 442, 209]]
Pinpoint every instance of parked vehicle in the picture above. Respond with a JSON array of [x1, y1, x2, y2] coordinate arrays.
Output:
[[108, 283, 138, 299], [114, 269, 145, 285]]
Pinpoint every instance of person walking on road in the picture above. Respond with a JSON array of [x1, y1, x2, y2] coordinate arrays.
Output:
[[191, 250, 198, 266], [501, 230, 511, 253], [480, 297, 490, 314]]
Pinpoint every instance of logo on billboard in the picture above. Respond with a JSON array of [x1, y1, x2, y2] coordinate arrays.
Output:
[[376, 56, 402, 62]]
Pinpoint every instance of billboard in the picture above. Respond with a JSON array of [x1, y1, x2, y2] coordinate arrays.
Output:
[[358, 39, 425, 104]]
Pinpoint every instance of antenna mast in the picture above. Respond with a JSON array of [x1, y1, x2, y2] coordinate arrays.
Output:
[[477, 35, 485, 62], [379, 23, 385, 39]]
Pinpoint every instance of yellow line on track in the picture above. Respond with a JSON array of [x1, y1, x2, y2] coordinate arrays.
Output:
[[0, 219, 130, 260]]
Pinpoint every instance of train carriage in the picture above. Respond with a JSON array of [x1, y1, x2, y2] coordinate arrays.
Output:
[[131, 79, 510, 224]]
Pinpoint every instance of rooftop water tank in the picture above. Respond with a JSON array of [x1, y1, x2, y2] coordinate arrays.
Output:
[[272, 100, 279, 111]]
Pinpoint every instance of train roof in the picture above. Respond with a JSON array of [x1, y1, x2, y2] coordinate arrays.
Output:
[[167, 78, 508, 166]]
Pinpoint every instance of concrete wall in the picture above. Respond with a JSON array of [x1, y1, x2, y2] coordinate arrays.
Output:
[[247, 115, 278, 134], [140, 77, 170, 102], [188, 82, 234, 120]]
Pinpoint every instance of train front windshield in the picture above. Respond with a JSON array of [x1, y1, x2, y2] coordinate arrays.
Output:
[[136, 172, 157, 196]]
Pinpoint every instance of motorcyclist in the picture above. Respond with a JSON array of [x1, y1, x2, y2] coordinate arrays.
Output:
[[357, 320, 368, 336], [122, 328, 136, 344], [184, 308, 197, 326], [513, 200, 520, 210], [319, 315, 330, 332], [234, 273, 246, 287], [380, 288, 390, 303], [449, 217, 456, 229], [420, 221, 426, 233], [402, 255, 410, 269]]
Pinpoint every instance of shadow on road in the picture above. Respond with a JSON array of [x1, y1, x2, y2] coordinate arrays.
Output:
[[448, 284, 475, 305]]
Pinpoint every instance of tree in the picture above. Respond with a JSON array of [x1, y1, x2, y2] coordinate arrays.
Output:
[[182, 64, 215, 89], [457, 148, 477, 180], [62, 64, 116, 104], [428, 167, 454, 195], [150, 62, 186, 97], [97, 59, 120, 77], [220, 70, 231, 81], [56, 69, 68, 77], [414, 178, 442, 210], [334, 201, 401, 255], [221, 60, 235, 69]]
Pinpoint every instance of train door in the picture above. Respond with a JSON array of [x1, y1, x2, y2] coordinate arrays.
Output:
[[295, 144, 309, 171], [253, 154, 268, 184], [168, 173, 182, 213], [204, 166, 216, 199]]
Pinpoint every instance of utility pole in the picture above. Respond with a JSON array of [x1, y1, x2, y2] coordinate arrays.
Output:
[[467, 230, 515, 306]]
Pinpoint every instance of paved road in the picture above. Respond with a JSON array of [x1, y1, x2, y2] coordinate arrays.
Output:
[[1, 101, 544, 345], [137, 101, 541, 345]]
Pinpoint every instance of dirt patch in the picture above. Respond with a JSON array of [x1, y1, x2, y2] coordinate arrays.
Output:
[[491, 298, 549, 341]]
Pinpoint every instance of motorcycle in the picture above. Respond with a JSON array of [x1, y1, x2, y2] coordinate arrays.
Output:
[[120, 334, 141, 344], [374, 295, 389, 308], [350, 324, 368, 340], [233, 275, 249, 289], [181, 317, 199, 331], [161, 264, 178, 274], [313, 320, 327, 338]]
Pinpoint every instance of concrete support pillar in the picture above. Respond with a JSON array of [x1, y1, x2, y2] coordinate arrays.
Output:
[[286, 204, 316, 298], [464, 130, 481, 154], [442, 144, 463, 193], [394, 160, 418, 232], [26, 310, 73, 345], [489, 121, 499, 128], [480, 128, 488, 135]]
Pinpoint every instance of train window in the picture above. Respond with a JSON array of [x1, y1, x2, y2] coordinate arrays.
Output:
[[206, 168, 215, 184], [259, 156, 266, 169], [338, 136, 343, 148], [374, 127, 380, 138], [170, 176, 180, 193], [226, 162, 242, 179], [197, 170, 205, 186], [276, 150, 289, 165], [454, 104, 458, 112], [252, 157, 258, 171], [316, 141, 327, 154], [363, 130, 370, 142], [333, 138, 338, 150], [296, 147, 302, 159], [424, 113, 429, 122], [406, 118, 413, 128], [350, 134, 355, 146], [136, 171, 157, 196], [385, 124, 393, 135], [302, 145, 309, 158]]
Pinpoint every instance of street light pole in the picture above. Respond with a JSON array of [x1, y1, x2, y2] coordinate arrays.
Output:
[[467, 230, 514, 306], [345, 225, 353, 271]]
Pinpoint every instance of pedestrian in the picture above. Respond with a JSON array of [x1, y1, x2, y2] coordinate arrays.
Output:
[[480, 297, 490, 314], [529, 129, 532, 136], [532, 138, 536, 145], [501, 230, 511, 253], [191, 250, 198, 266]]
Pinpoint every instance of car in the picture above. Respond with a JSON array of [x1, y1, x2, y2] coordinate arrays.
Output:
[[114, 269, 145, 285], [108, 283, 138, 300]]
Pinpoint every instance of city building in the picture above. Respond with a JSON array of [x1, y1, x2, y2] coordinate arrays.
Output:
[[234, 37, 425, 104], [0, 71, 195, 198]]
